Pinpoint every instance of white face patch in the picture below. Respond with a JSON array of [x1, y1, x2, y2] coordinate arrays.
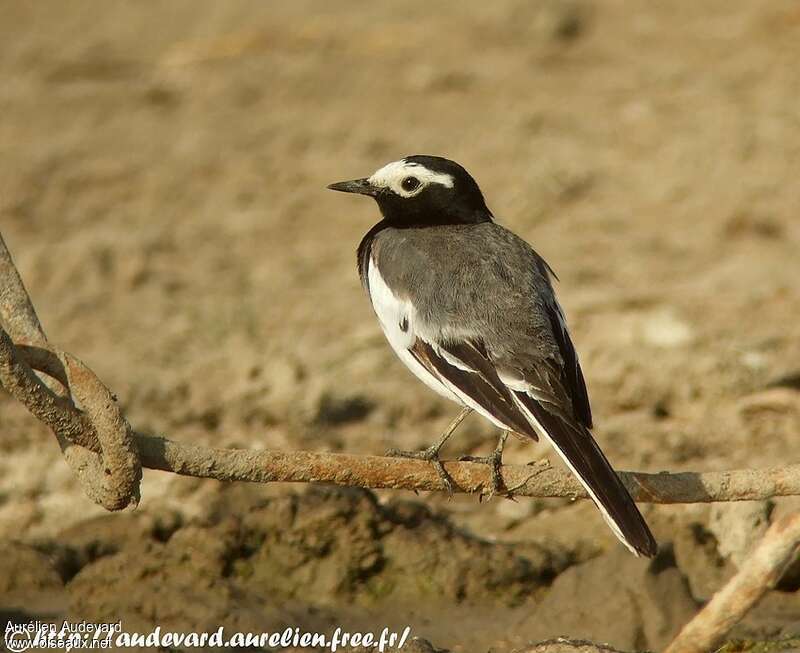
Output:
[[368, 159, 454, 198]]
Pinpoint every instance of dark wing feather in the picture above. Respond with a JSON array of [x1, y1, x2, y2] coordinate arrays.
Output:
[[409, 339, 538, 440], [531, 249, 591, 429], [545, 301, 593, 428]]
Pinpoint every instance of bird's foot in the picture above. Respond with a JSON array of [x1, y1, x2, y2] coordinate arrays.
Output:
[[459, 430, 510, 500], [385, 444, 456, 496], [385, 407, 472, 497], [459, 449, 506, 500]]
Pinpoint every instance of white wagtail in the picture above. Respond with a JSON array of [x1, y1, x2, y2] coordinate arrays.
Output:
[[328, 155, 656, 557]]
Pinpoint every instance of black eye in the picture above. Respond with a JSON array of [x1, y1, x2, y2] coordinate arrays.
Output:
[[401, 176, 421, 192]]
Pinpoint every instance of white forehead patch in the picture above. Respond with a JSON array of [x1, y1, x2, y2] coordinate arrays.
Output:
[[368, 159, 454, 198]]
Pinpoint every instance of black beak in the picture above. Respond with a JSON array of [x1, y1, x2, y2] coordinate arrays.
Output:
[[326, 178, 378, 197]]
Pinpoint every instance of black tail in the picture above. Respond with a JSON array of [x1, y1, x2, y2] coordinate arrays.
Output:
[[515, 393, 657, 557]]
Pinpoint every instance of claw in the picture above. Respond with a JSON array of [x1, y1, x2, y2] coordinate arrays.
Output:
[[386, 445, 456, 496], [459, 430, 511, 500]]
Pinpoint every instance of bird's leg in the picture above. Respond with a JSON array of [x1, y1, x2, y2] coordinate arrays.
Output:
[[459, 430, 510, 499], [385, 406, 472, 496]]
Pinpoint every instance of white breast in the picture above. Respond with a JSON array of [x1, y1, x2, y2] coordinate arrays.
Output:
[[367, 258, 460, 402]]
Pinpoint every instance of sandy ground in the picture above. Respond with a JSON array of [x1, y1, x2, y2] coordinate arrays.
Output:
[[1, 1, 800, 651]]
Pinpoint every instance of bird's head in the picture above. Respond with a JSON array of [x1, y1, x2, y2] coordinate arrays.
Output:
[[328, 155, 493, 227]]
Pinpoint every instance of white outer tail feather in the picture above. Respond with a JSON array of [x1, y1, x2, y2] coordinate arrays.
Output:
[[510, 393, 641, 556]]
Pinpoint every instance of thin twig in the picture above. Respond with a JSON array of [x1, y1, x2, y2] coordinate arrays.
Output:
[[665, 512, 800, 653]]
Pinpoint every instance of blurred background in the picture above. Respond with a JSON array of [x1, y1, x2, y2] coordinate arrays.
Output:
[[1, 1, 799, 651]]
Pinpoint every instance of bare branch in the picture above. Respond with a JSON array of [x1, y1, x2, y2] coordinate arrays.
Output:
[[0, 329, 97, 452], [0, 233, 48, 347], [1, 233, 140, 510], [131, 432, 800, 502], [0, 329, 141, 510], [61, 352, 142, 509], [665, 512, 800, 653], [16, 343, 70, 387]]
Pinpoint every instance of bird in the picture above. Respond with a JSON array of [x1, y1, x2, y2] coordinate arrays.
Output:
[[327, 155, 657, 557]]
